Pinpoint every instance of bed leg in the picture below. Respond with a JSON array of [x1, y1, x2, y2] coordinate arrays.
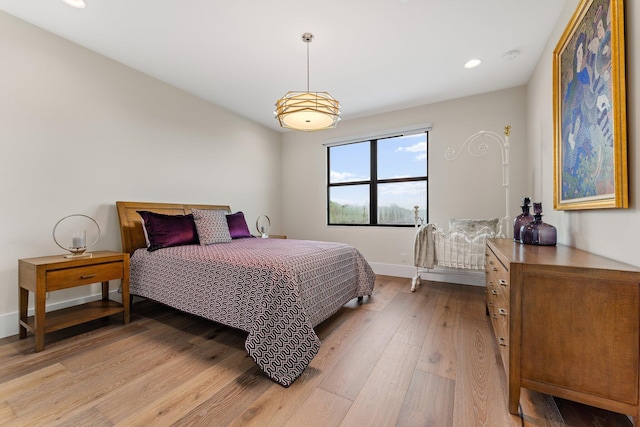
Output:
[[357, 296, 364, 303], [411, 275, 421, 292]]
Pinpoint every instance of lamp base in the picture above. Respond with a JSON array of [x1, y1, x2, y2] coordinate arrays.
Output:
[[64, 252, 93, 259]]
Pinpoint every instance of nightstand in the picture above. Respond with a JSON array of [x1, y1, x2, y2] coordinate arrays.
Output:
[[18, 250, 130, 352]]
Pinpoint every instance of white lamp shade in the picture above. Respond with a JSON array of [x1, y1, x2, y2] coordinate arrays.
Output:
[[275, 91, 340, 131]]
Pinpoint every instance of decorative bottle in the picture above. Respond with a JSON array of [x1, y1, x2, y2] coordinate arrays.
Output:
[[513, 197, 534, 241], [520, 202, 557, 246]]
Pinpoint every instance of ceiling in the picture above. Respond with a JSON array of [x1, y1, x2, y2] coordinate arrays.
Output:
[[0, 0, 566, 132]]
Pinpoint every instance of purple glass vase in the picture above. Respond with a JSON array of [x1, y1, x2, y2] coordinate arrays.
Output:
[[520, 202, 557, 246], [513, 197, 534, 241]]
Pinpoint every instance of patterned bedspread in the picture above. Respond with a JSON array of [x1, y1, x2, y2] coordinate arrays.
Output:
[[130, 238, 375, 386]]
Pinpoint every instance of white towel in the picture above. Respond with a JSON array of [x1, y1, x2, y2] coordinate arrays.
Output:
[[413, 223, 435, 269]]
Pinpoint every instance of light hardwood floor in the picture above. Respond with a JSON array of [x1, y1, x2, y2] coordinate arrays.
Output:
[[0, 275, 632, 426]]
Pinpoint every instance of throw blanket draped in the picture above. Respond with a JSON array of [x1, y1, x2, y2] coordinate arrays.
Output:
[[414, 223, 435, 269]]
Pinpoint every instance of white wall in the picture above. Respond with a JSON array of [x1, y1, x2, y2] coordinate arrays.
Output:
[[281, 87, 527, 279], [0, 11, 282, 337], [526, 0, 639, 266], [8, 0, 637, 340]]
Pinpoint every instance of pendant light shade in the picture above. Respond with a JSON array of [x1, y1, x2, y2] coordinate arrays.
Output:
[[275, 33, 340, 131], [275, 91, 340, 131]]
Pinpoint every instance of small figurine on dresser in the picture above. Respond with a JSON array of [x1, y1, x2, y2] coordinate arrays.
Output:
[[513, 197, 534, 241], [519, 202, 557, 246]]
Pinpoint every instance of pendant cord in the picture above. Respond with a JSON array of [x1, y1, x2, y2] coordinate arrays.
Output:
[[306, 40, 310, 92]]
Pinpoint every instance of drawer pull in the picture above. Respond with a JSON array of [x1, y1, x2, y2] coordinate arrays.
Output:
[[499, 337, 508, 346], [499, 279, 507, 286], [80, 274, 97, 279], [491, 290, 498, 295], [492, 267, 498, 272], [498, 308, 507, 316], [492, 313, 498, 319]]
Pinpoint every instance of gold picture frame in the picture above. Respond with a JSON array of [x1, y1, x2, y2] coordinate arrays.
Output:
[[553, 0, 627, 210]]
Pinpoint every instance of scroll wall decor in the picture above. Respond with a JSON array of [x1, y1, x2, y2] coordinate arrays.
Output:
[[553, 0, 628, 210]]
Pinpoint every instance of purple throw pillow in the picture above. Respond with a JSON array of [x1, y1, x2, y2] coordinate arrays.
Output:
[[137, 211, 199, 251], [226, 211, 252, 239]]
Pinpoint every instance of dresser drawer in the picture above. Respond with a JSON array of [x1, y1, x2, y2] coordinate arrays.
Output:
[[495, 275, 509, 305], [487, 249, 509, 300], [486, 244, 510, 374], [491, 293, 509, 372], [46, 261, 124, 291]]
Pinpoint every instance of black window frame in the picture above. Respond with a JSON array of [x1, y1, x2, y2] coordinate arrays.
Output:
[[326, 131, 429, 227]]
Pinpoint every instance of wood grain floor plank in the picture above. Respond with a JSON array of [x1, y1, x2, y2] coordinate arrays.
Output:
[[319, 290, 415, 400], [113, 348, 255, 426], [6, 321, 205, 423], [415, 287, 460, 380], [170, 365, 274, 426], [228, 298, 378, 427], [0, 363, 69, 401], [0, 322, 148, 383], [60, 312, 213, 373], [95, 328, 247, 423], [340, 340, 420, 426], [396, 368, 455, 427], [51, 407, 113, 427], [0, 401, 17, 424], [454, 283, 487, 321], [392, 287, 438, 347], [359, 274, 400, 312], [453, 317, 521, 427], [520, 389, 566, 427], [283, 388, 352, 427], [45, 328, 247, 427]]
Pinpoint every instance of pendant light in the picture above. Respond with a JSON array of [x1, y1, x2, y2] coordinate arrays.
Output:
[[275, 33, 340, 131]]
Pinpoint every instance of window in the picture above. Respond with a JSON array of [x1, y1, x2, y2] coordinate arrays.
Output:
[[327, 130, 428, 226]]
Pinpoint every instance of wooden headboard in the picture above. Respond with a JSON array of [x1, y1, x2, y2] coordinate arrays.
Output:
[[116, 201, 231, 255]]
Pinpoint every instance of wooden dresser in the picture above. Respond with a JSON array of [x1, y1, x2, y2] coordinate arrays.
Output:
[[485, 238, 640, 421]]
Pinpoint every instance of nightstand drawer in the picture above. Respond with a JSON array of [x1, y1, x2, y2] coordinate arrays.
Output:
[[46, 261, 123, 291]]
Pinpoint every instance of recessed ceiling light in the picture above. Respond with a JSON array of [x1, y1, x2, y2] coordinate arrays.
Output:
[[464, 59, 482, 69], [61, 0, 86, 8]]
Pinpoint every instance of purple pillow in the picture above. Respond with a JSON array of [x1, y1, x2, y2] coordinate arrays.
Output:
[[226, 211, 252, 239], [137, 211, 199, 251]]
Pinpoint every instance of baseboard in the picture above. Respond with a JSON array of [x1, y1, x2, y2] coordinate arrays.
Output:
[[0, 290, 122, 340], [369, 262, 485, 287]]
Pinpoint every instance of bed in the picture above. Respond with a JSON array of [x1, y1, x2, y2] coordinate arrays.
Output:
[[116, 201, 375, 387], [412, 214, 501, 291], [411, 126, 511, 292]]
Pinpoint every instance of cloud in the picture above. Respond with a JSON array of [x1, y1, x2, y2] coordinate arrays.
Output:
[[330, 170, 364, 183], [396, 141, 426, 152], [396, 141, 427, 161]]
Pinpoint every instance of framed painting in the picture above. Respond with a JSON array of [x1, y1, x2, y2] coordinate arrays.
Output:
[[553, 0, 627, 210]]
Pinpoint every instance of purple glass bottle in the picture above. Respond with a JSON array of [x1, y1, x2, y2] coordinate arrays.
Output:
[[520, 202, 557, 246], [513, 197, 534, 241]]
